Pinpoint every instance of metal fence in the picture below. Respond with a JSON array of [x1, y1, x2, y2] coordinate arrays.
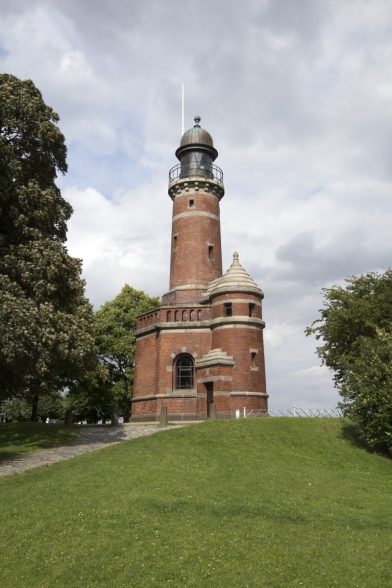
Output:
[[168, 163, 224, 186], [246, 407, 343, 418]]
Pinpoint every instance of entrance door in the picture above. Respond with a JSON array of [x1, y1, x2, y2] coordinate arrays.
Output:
[[206, 382, 214, 418]]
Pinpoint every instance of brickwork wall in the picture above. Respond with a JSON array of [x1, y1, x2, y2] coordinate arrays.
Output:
[[132, 150, 268, 420], [156, 329, 212, 394], [210, 291, 267, 397], [169, 188, 222, 300], [133, 334, 159, 398]]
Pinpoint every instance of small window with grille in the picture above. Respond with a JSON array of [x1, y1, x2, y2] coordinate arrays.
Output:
[[224, 303, 232, 317], [175, 354, 194, 389]]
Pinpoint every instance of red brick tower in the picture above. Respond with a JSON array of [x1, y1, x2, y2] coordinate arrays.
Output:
[[163, 115, 224, 305], [132, 117, 268, 420]]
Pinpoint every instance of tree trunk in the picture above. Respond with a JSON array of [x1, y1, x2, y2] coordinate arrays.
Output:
[[64, 407, 73, 426], [31, 393, 39, 422]]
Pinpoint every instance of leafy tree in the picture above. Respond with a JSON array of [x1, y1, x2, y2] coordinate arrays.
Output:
[[339, 329, 392, 452], [4, 390, 65, 422], [306, 270, 392, 453], [67, 365, 114, 424], [3, 397, 31, 422], [95, 284, 159, 420], [0, 74, 95, 419]]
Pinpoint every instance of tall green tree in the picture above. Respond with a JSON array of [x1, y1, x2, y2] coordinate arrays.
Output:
[[306, 270, 392, 453], [67, 364, 114, 424], [95, 284, 159, 420], [0, 74, 95, 419]]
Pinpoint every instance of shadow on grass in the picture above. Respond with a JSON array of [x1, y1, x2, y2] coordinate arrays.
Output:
[[137, 496, 392, 531], [0, 422, 156, 464], [341, 421, 391, 460], [0, 422, 80, 463]]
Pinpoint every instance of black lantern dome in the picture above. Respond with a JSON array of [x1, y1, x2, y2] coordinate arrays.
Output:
[[168, 116, 223, 189], [174, 116, 218, 181], [176, 116, 218, 161]]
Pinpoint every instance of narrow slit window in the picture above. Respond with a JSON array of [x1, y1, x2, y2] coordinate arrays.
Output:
[[182, 310, 187, 321], [173, 235, 178, 250], [167, 310, 171, 322], [189, 199, 195, 208], [189, 309, 194, 320], [224, 303, 232, 317], [249, 303, 255, 317], [197, 309, 202, 321], [208, 245, 214, 260], [174, 310, 179, 321], [251, 352, 257, 368]]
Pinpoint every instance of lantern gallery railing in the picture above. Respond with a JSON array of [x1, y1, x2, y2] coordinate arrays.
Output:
[[168, 163, 224, 186]]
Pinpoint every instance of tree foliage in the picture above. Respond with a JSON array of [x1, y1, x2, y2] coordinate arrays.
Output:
[[306, 270, 392, 454], [67, 365, 114, 424], [0, 74, 95, 418], [94, 284, 159, 420]]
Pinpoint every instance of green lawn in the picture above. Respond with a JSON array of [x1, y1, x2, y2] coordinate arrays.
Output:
[[0, 418, 391, 587], [0, 422, 79, 462]]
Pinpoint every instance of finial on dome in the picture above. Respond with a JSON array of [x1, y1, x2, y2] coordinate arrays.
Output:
[[194, 115, 201, 127], [233, 251, 239, 261]]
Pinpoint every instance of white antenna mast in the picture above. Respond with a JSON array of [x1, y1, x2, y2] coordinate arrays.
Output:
[[181, 83, 185, 135]]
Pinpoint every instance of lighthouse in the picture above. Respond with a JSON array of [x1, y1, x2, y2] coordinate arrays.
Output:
[[132, 117, 268, 420]]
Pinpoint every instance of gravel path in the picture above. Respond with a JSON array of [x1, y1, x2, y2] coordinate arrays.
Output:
[[0, 424, 182, 478]]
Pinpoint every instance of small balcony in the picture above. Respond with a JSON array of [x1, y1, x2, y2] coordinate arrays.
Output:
[[169, 163, 224, 187]]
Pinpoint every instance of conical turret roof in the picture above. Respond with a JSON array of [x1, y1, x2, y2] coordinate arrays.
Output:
[[204, 252, 263, 298]]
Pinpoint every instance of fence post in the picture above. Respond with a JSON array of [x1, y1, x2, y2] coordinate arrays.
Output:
[[159, 404, 168, 427]]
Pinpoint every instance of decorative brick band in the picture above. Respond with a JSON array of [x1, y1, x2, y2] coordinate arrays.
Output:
[[230, 392, 269, 397], [211, 298, 261, 306], [211, 316, 265, 328], [197, 375, 233, 383], [136, 326, 211, 339], [168, 178, 224, 201], [172, 211, 220, 222], [164, 284, 209, 292], [131, 392, 197, 402]]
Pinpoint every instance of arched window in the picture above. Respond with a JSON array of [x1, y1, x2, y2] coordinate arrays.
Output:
[[175, 354, 194, 390]]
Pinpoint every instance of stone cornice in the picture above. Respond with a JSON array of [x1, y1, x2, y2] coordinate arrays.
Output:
[[131, 392, 197, 402], [168, 177, 224, 201], [230, 392, 269, 397], [136, 316, 265, 337], [210, 316, 265, 329]]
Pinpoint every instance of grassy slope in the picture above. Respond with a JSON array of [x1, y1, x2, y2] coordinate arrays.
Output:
[[0, 422, 79, 462], [0, 418, 391, 587]]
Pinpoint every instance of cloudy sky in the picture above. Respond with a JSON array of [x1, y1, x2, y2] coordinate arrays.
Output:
[[2, 0, 392, 410]]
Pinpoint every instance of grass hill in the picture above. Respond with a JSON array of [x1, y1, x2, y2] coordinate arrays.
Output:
[[1, 418, 391, 587]]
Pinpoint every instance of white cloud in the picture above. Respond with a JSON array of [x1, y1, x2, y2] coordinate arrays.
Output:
[[2, 0, 392, 409]]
